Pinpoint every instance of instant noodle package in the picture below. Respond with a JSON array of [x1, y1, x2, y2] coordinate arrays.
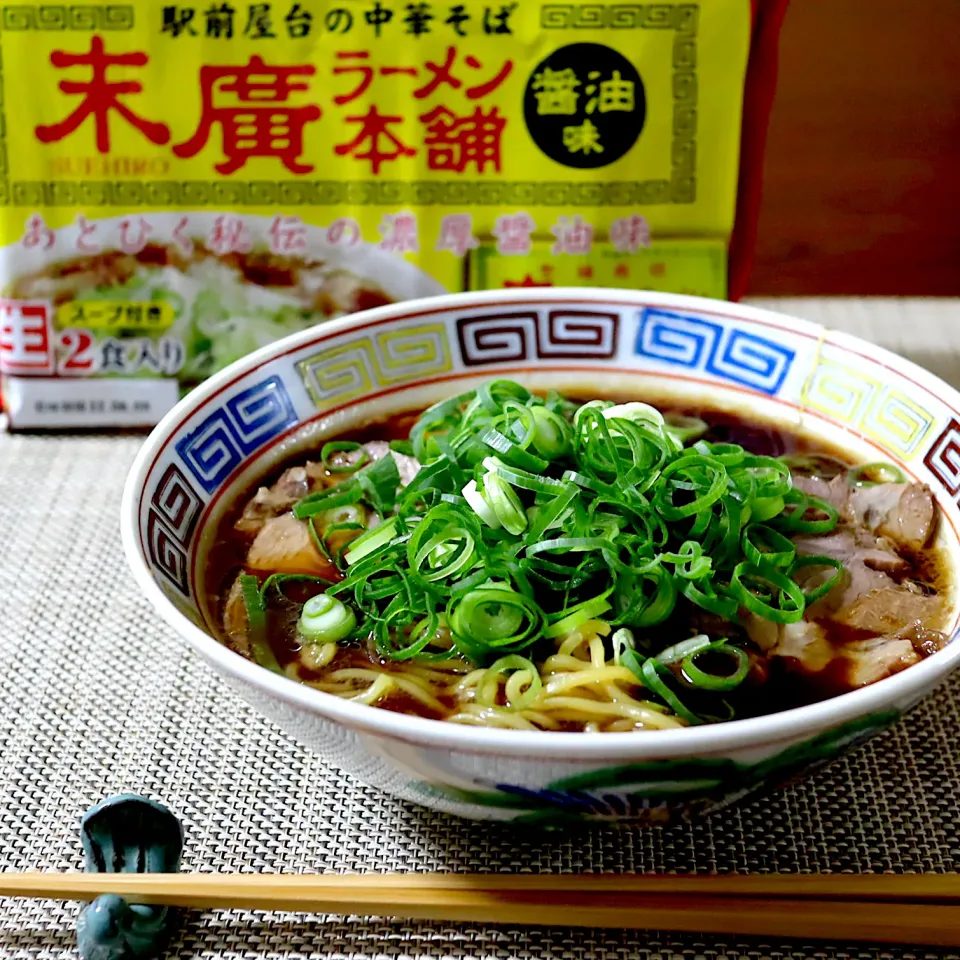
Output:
[[0, 0, 789, 429]]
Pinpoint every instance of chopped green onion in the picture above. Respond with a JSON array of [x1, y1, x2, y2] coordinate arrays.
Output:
[[298, 594, 357, 643], [404, 456, 461, 500], [731, 561, 806, 623], [478, 427, 550, 472], [750, 495, 785, 523], [448, 581, 542, 656], [654, 454, 728, 520], [462, 478, 500, 529], [847, 462, 906, 487], [320, 440, 370, 474], [476, 379, 531, 412], [530, 405, 572, 459], [664, 413, 708, 445], [407, 504, 480, 590], [611, 627, 636, 666], [656, 634, 712, 665], [543, 589, 613, 638], [770, 488, 839, 535], [318, 504, 367, 531], [694, 441, 745, 467], [742, 523, 797, 569], [482, 455, 568, 495], [739, 455, 791, 499], [356, 451, 400, 515], [791, 554, 844, 604], [573, 399, 613, 427], [680, 577, 739, 620], [293, 484, 363, 519], [344, 516, 401, 566], [307, 516, 330, 563], [408, 390, 472, 461], [481, 471, 527, 535], [259, 572, 333, 598], [662, 540, 713, 580], [602, 401, 676, 452], [324, 522, 367, 563], [280, 378, 855, 730], [526, 536, 613, 557], [477, 655, 542, 709], [238, 573, 281, 675], [412, 530, 477, 584], [601, 401, 663, 424], [613, 565, 678, 626], [314, 505, 368, 562], [372, 599, 442, 661], [620, 652, 702, 725], [681, 640, 750, 691]]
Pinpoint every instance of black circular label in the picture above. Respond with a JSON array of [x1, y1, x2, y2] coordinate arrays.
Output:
[[522, 43, 646, 170]]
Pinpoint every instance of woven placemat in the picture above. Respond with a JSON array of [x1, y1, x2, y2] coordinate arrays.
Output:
[[3, 298, 960, 959]]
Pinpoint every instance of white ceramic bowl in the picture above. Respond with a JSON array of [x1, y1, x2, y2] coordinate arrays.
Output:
[[121, 289, 960, 824]]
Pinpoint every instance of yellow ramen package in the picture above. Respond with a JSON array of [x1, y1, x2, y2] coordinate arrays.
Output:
[[0, 0, 788, 428]]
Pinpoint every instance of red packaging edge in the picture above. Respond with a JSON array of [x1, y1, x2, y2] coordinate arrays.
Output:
[[728, 0, 792, 301]]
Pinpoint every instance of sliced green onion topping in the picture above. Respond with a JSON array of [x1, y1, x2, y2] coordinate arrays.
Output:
[[847, 462, 906, 487], [529, 405, 572, 460], [281, 379, 868, 729], [238, 573, 281, 674], [731, 561, 806, 624], [299, 594, 357, 643], [771, 489, 839, 535], [654, 455, 728, 520], [681, 640, 750, 691], [477, 655, 543, 710], [320, 440, 369, 474], [611, 627, 636, 666], [294, 484, 364, 520], [664, 413, 708, 444], [742, 523, 797, 569], [791, 554, 844, 604], [620, 651, 702, 725], [389, 439, 415, 457], [356, 451, 400, 515], [448, 582, 543, 657], [543, 590, 613, 638], [462, 478, 500, 529], [344, 516, 400, 566], [656, 634, 712, 665], [481, 471, 527, 536]]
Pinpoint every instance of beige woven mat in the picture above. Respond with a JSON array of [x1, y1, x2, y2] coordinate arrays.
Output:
[[1, 298, 959, 959]]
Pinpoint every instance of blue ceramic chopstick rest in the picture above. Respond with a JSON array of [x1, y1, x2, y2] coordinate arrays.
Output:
[[76, 795, 184, 960]]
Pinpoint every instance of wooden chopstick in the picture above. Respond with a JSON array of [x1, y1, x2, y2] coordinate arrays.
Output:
[[1, 873, 959, 946], [7, 871, 958, 902]]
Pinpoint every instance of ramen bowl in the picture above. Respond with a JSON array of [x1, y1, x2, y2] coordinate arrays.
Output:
[[121, 289, 960, 824]]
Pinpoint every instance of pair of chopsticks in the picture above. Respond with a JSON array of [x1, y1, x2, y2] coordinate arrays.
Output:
[[1, 872, 959, 946]]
